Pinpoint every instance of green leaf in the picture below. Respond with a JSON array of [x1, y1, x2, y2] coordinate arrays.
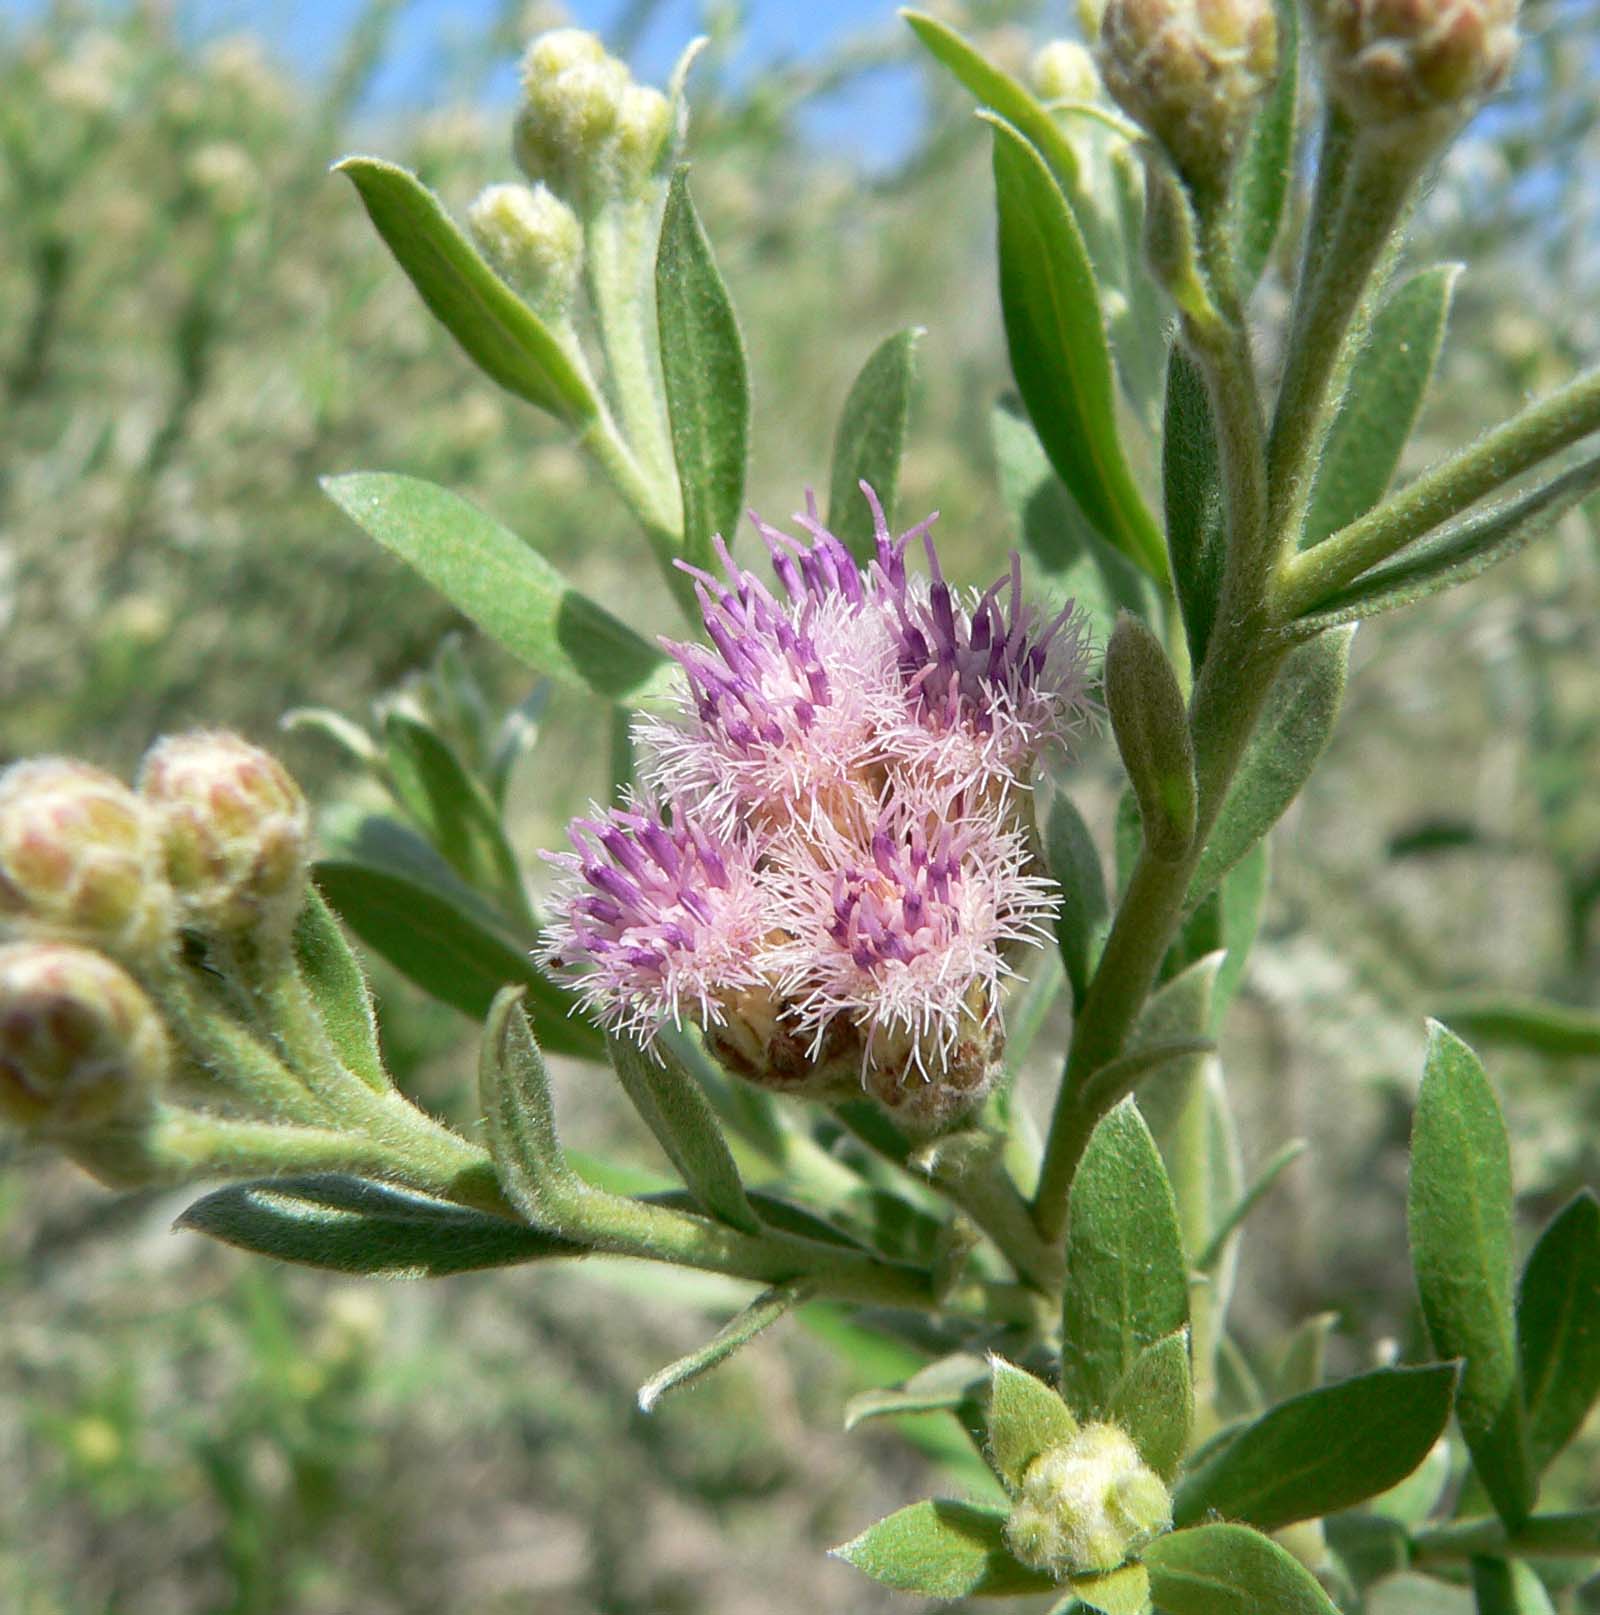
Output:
[[1323, 1513, 1410, 1593], [1518, 1189, 1600, 1469], [1173, 1363, 1458, 1532], [1273, 1312, 1337, 1399], [607, 1035, 762, 1235], [314, 859, 604, 1061], [292, 885, 388, 1092], [988, 1356, 1079, 1490], [832, 1499, 1054, 1598], [1430, 995, 1600, 1058], [637, 1281, 810, 1412], [1144, 1522, 1341, 1615], [1367, 1573, 1474, 1615], [177, 1174, 579, 1275], [1075, 1562, 1151, 1615], [1211, 841, 1269, 1022], [1062, 1098, 1190, 1416], [1044, 791, 1110, 1007], [843, 1352, 989, 1429], [1105, 612, 1197, 862], [336, 156, 595, 423], [828, 328, 922, 562], [1187, 629, 1353, 908], [321, 473, 669, 705], [656, 168, 750, 571], [1408, 1021, 1535, 1527], [1195, 1138, 1308, 1273], [993, 401, 1152, 644], [1471, 1559, 1558, 1615], [1162, 347, 1224, 668], [1304, 266, 1459, 548], [1290, 453, 1600, 633], [988, 115, 1168, 583], [1232, 0, 1299, 289], [1107, 1330, 1193, 1481]]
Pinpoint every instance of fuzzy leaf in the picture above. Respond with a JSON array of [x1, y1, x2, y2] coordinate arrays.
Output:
[[1075, 1562, 1151, 1615], [1232, 0, 1298, 289], [1471, 1560, 1558, 1615], [843, 1352, 990, 1429], [322, 473, 669, 704], [1107, 1330, 1193, 1481], [1211, 842, 1269, 1021], [1045, 791, 1110, 1007], [479, 986, 577, 1227], [1105, 613, 1197, 861], [1144, 1523, 1340, 1615], [832, 1500, 1053, 1598], [1518, 1189, 1600, 1469], [1187, 629, 1352, 908], [1062, 1098, 1190, 1415], [657, 168, 750, 570], [637, 1282, 809, 1412], [177, 1175, 578, 1275], [607, 1036, 762, 1234], [1304, 265, 1459, 548], [988, 1356, 1079, 1490], [828, 328, 921, 561], [337, 157, 595, 423], [292, 885, 388, 1092], [1162, 347, 1224, 667], [988, 116, 1168, 583], [1173, 1363, 1458, 1532], [1408, 1021, 1535, 1526]]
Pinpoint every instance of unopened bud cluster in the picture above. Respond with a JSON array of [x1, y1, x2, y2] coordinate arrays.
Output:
[[1004, 1423, 1173, 1579], [1099, 0, 1278, 191], [1314, 0, 1519, 133], [468, 182, 583, 314]]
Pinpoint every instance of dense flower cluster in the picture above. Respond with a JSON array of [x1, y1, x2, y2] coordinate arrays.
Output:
[[546, 491, 1091, 1130]]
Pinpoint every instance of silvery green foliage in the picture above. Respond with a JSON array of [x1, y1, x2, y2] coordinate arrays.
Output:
[[3, 8, 1599, 1613]]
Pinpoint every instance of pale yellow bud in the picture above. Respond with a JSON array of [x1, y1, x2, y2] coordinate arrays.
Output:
[[613, 83, 673, 181], [468, 182, 583, 311], [1032, 40, 1102, 103]]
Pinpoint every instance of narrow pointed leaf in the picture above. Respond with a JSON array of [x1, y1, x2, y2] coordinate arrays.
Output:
[[1471, 1559, 1558, 1615], [1408, 1021, 1535, 1526], [637, 1281, 809, 1411], [843, 1352, 989, 1429], [1163, 346, 1224, 666], [1187, 629, 1352, 907], [1304, 265, 1459, 548], [480, 986, 580, 1226], [1517, 1189, 1600, 1469], [1195, 1138, 1307, 1272], [656, 168, 749, 570], [337, 156, 595, 423], [1045, 791, 1110, 1006], [322, 473, 669, 704], [1274, 1313, 1338, 1398], [177, 1174, 580, 1275], [988, 115, 1168, 583], [1145, 1523, 1341, 1614], [607, 1036, 762, 1234], [827, 328, 921, 561], [1106, 612, 1197, 861], [832, 1499, 1054, 1598], [1108, 1330, 1193, 1481], [292, 884, 388, 1091], [1232, 0, 1298, 288], [1062, 1098, 1190, 1415], [1211, 841, 1269, 1021], [988, 1356, 1079, 1490]]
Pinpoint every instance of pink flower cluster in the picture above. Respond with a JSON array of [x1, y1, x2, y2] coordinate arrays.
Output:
[[545, 490, 1091, 1129]]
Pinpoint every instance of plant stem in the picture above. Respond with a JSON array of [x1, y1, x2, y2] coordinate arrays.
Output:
[[1411, 1512, 1600, 1564]]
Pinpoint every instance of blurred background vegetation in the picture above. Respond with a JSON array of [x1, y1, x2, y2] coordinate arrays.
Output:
[[1, 0, 1597, 1609]]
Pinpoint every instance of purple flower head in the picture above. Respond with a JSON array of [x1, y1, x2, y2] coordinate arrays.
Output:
[[543, 799, 769, 1040]]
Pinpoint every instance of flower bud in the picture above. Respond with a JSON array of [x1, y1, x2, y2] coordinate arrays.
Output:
[[613, 83, 674, 182], [1032, 40, 1102, 103], [468, 182, 583, 313], [0, 759, 171, 952], [0, 942, 168, 1134], [1099, 0, 1278, 192], [1004, 1423, 1173, 1578], [1314, 0, 1519, 133], [138, 732, 310, 942]]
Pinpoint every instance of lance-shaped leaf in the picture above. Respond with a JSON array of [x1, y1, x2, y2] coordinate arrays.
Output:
[[1232, 0, 1299, 289], [177, 1174, 580, 1275], [1408, 1021, 1535, 1527], [1045, 791, 1110, 1007], [1107, 1330, 1193, 1481], [656, 168, 749, 571], [843, 1352, 990, 1430], [337, 157, 596, 424], [1163, 347, 1224, 668], [827, 328, 922, 562], [1187, 628, 1352, 907], [637, 1281, 810, 1412], [322, 473, 670, 704], [832, 1500, 1054, 1598], [314, 859, 604, 1060], [988, 115, 1168, 583], [607, 1035, 762, 1234], [1172, 1362, 1458, 1532], [1195, 1138, 1307, 1273], [1145, 1523, 1341, 1615], [1062, 1098, 1189, 1415], [1518, 1189, 1600, 1469], [1304, 265, 1459, 549], [1290, 453, 1600, 633], [1432, 995, 1600, 1058], [292, 885, 388, 1092], [1105, 613, 1197, 862], [1471, 1559, 1558, 1615], [988, 1356, 1079, 1491]]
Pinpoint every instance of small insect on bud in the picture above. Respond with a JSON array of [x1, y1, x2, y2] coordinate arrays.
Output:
[[0, 758, 171, 953], [1099, 0, 1279, 194], [1031, 40, 1102, 103], [1315, 0, 1520, 134], [1004, 1423, 1173, 1579], [138, 731, 310, 944], [0, 941, 169, 1136], [468, 182, 583, 313]]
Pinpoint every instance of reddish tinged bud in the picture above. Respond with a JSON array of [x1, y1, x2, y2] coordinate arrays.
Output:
[[139, 731, 310, 942]]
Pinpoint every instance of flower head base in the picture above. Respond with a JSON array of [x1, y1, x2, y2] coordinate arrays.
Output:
[[548, 491, 1092, 1131]]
